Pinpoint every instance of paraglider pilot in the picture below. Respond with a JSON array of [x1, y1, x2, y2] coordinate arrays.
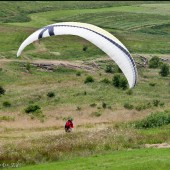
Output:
[[65, 118, 74, 132]]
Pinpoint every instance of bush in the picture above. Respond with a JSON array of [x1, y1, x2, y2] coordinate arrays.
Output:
[[90, 103, 97, 107], [152, 99, 160, 107], [112, 74, 121, 87], [82, 45, 88, 52], [159, 63, 169, 77], [47, 91, 55, 98], [25, 62, 31, 72], [105, 65, 114, 73], [149, 56, 160, 68], [124, 103, 134, 110], [25, 104, 41, 113], [0, 86, 5, 95], [76, 71, 81, 76], [102, 102, 107, 109], [112, 74, 128, 90], [134, 110, 170, 129], [3, 101, 11, 107], [119, 77, 128, 90], [84, 76, 94, 84], [25, 104, 44, 121]]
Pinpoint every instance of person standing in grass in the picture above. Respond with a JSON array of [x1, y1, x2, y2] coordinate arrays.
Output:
[[65, 118, 74, 132]]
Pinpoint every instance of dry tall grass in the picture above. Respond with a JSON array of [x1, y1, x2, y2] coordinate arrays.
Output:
[[1, 121, 169, 165]]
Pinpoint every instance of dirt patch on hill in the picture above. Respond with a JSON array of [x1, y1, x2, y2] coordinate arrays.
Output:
[[0, 58, 100, 72], [31, 59, 97, 72]]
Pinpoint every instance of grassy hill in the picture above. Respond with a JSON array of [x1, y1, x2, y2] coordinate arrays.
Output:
[[0, 1, 170, 169]]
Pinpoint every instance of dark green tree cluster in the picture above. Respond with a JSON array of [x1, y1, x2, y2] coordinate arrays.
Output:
[[149, 56, 169, 77], [105, 65, 114, 73], [0, 86, 5, 96], [112, 74, 128, 90], [159, 63, 169, 77], [84, 76, 94, 83], [149, 56, 160, 68], [47, 91, 55, 98], [134, 110, 170, 129]]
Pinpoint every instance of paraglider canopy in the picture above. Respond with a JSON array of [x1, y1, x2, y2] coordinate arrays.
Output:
[[17, 22, 137, 88]]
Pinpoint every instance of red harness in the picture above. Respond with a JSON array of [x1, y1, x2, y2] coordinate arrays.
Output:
[[65, 121, 73, 129]]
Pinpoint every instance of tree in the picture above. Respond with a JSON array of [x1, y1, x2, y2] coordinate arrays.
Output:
[[149, 56, 160, 68], [159, 63, 169, 77], [120, 77, 128, 90], [0, 86, 5, 95], [25, 104, 41, 113], [105, 65, 114, 73], [112, 74, 128, 90], [47, 91, 55, 98], [26, 62, 31, 72], [112, 74, 121, 87], [84, 76, 94, 83], [82, 45, 88, 52]]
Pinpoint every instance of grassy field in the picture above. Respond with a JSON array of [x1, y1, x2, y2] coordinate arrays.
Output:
[[2, 148, 170, 170], [0, 60, 170, 111], [1, 2, 170, 55], [0, 1, 170, 169]]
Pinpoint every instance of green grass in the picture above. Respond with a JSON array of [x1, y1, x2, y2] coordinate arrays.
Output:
[[0, 2, 170, 122], [134, 110, 170, 129], [1, 123, 169, 165], [0, 25, 35, 52], [0, 1, 170, 169], [0, 61, 170, 113], [1, 2, 170, 55], [5, 3, 170, 27], [1, 53, 170, 113], [0, 1, 125, 23], [3, 148, 170, 170]]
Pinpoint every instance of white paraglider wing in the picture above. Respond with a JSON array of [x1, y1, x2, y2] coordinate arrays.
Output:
[[17, 22, 137, 88]]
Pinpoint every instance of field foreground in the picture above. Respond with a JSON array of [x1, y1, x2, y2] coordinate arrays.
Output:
[[0, 1, 170, 169], [2, 148, 170, 170]]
